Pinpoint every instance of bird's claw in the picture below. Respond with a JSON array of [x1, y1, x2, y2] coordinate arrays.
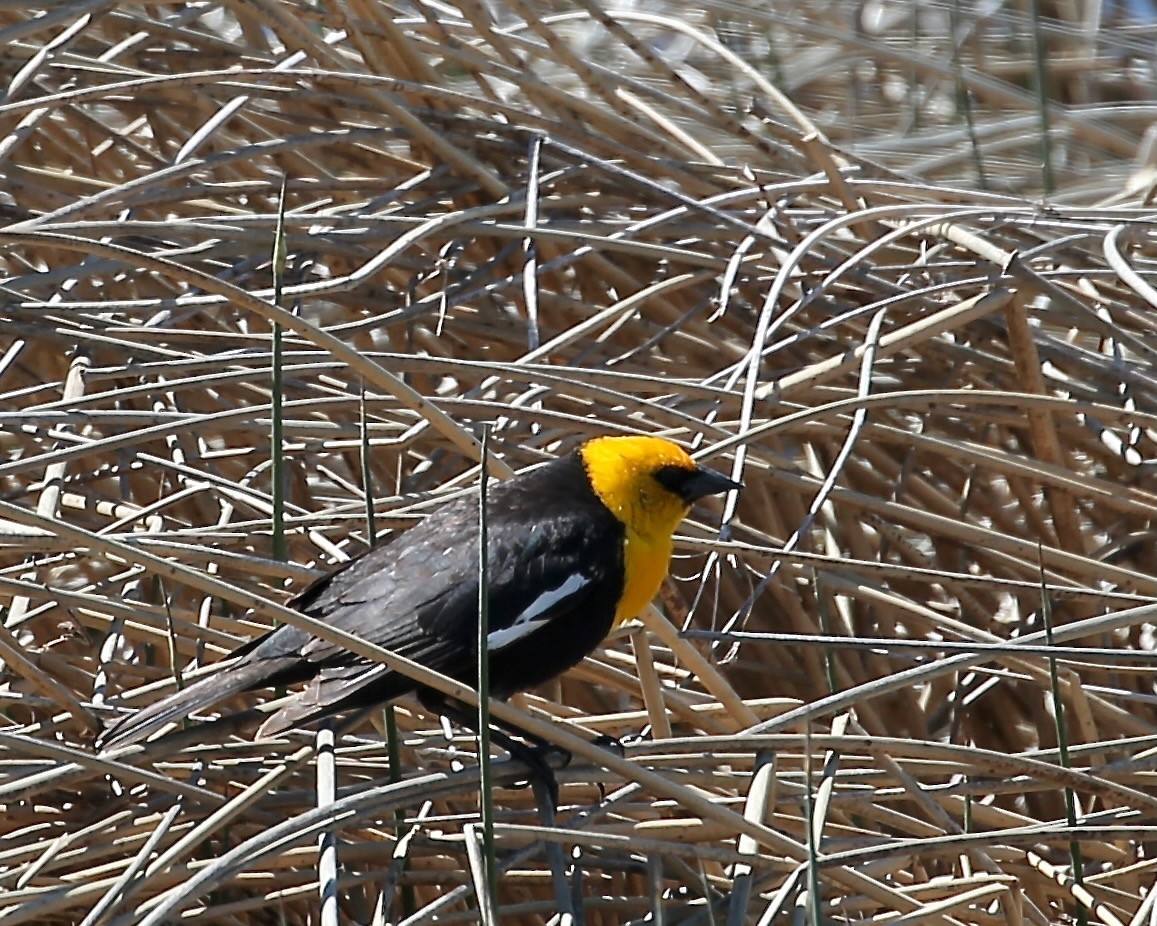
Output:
[[504, 742, 567, 810], [591, 733, 626, 757]]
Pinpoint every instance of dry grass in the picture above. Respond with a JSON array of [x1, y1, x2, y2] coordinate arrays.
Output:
[[3, 1, 1157, 924]]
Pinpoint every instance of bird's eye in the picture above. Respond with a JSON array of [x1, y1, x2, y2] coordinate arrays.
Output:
[[653, 465, 694, 501]]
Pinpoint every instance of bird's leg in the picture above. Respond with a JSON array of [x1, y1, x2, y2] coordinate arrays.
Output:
[[418, 691, 566, 809], [479, 721, 563, 810]]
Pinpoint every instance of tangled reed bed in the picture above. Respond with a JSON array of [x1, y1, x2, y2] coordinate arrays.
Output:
[[3, 1, 1157, 923]]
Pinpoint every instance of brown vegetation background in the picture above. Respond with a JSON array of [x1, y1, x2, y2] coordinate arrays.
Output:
[[2, 1, 1157, 924]]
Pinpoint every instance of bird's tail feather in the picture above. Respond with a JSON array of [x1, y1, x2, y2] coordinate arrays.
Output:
[[255, 667, 415, 739], [96, 659, 282, 752]]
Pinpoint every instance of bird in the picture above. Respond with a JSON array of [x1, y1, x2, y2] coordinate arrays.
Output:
[[95, 434, 741, 753]]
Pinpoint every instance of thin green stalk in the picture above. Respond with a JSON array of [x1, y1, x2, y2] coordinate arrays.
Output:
[[270, 176, 288, 563], [383, 706, 414, 916], [949, 0, 988, 189], [359, 385, 376, 548], [1028, 0, 1055, 195], [156, 576, 180, 690], [905, 3, 919, 131], [1040, 552, 1086, 926], [362, 385, 415, 917], [476, 426, 498, 922], [814, 569, 837, 696], [804, 723, 821, 926]]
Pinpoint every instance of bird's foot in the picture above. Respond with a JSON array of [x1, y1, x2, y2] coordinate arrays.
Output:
[[591, 733, 626, 757], [504, 740, 568, 810]]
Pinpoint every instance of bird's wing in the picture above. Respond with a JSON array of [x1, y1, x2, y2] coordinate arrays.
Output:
[[244, 494, 478, 666], [255, 500, 618, 735]]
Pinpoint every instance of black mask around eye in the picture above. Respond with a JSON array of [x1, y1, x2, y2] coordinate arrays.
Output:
[[653, 463, 742, 504]]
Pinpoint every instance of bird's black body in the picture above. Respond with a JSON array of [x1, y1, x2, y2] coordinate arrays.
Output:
[[96, 435, 741, 753], [97, 451, 626, 749], [241, 451, 626, 727]]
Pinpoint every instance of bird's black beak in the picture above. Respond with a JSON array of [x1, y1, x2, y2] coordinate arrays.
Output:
[[685, 465, 744, 502], [656, 463, 743, 504]]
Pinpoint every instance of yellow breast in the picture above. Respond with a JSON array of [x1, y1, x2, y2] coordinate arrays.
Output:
[[613, 528, 674, 626]]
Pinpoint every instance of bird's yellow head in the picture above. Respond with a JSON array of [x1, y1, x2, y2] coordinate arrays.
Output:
[[579, 435, 740, 541]]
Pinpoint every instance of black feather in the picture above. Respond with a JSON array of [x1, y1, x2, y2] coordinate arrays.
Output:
[[96, 450, 624, 750]]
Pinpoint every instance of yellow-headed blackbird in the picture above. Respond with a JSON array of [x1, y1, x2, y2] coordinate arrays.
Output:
[[96, 435, 740, 751]]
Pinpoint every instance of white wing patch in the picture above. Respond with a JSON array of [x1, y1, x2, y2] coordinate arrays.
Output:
[[486, 572, 590, 651]]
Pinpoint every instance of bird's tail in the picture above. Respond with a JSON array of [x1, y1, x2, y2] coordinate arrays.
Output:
[[95, 658, 276, 752]]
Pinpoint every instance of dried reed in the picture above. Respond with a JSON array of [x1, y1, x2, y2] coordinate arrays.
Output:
[[2, 2, 1157, 924]]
